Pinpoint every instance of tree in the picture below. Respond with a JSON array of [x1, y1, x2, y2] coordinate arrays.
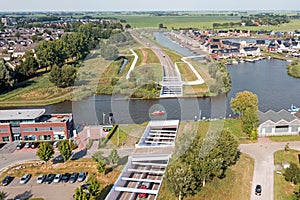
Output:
[[74, 187, 90, 200], [284, 163, 300, 184], [49, 65, 76, 88], [58, 140, 72, 162], [231, 91, 259, 137], [88, 176, 101, 197], [108, 149, 119, 166], [230, 91, 258, 117], [36, 142, 55, 164], [125, 24, 131, 29], [15, 51, 39, 80], [242, 107, 258, 136], [158, 23, 164, 29], [293, 186, 300, 200], [165, 160, 197, 200], [100, 45, 119, 60], [0, 191, 6, 200], [0, 59, 16, 93], [96, 157, 106, 173]]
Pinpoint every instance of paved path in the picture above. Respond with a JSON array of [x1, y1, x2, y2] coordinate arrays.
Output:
[[240, 139, 300, 200], [126, 49, 139, 80]]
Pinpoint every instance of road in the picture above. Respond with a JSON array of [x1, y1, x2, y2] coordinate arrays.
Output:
[[128, 30, 180, 78], [2, 138, 300, 199], [240, 139, 300, 200]]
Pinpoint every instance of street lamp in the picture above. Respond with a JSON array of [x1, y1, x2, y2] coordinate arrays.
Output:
[[102, 113, 106, 125]]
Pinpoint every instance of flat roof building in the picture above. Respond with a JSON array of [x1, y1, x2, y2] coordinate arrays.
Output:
[[0, 109, 73, 143]]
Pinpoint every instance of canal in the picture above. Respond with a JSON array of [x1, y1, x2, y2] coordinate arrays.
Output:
[[2, 33, 300, 127]]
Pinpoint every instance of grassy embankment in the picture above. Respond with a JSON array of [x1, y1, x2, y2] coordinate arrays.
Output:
[[96, 46, 163, 98], [0, 48, 112, 107], [274, 149, 300, 200], [269, 136, 300, 142], [159, 119, 253, 200], [287, 61, 300, 78], [104, 123, 147, 148]]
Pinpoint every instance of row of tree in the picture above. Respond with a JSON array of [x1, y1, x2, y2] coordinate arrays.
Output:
[[165, 129, 239, 200]]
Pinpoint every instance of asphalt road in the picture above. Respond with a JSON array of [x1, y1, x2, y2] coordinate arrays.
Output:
[[240, 139, 300, 200], [128, 30, 180, 78]]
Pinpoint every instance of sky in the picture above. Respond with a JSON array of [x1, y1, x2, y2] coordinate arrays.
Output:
[[0, 0, 300, 12]]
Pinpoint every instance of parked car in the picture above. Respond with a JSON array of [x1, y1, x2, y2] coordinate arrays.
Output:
[[138, 184, 148, 198], [77, 172, 87, 182], [138, 182, 152, 198], [36, 174, 46, 184], [81, 183, 91, 190], [53, 174, 62, 183], [2, 176, 13, 186], [31, 143, 38, 149], [45, 174, 55, 184], [20, 174, 31, 184], [24, 142, 32, 149], [16, 143, 24, 150], [53, 141, 60, 148], [69, 172, 78, 183], [61, 173, 70, 183], [255, 184, 262, 196]]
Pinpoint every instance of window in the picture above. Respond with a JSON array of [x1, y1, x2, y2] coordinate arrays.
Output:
[[0, 128, 8, 133], [52, 127, 65, 131], [38, 135, 51, 141], [22, 128, 36, 132], [2, 136, 9, 142]]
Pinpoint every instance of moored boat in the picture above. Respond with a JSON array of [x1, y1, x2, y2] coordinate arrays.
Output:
[[288, 104, 299, 114]]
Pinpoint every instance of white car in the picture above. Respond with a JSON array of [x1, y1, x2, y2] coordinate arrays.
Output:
[[53, 174, 62, 183], [36, 174, 45, 184], [20, 174, 31, 184]]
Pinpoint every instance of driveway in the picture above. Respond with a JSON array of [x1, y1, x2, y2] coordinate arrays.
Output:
[[240, 139, 300, 200]]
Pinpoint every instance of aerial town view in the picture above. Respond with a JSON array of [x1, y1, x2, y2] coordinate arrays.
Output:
[[1, 0, 300, 200]]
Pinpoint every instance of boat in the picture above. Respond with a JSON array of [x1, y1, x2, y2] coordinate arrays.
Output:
[[232, 60, 239, 65], [288, 104, 299, 114], [151, 111, 165, 116]]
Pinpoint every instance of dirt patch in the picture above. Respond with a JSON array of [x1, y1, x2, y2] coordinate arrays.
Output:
[[140, 48, 148, 65]]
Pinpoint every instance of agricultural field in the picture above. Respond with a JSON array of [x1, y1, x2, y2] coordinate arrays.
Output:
[[112, 15, 240, 29]]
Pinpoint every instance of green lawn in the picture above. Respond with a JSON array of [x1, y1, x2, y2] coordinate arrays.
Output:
[[158, 154, 254, 200], [274, 150, 300, 200], [196, 119, 245, 139], [269, 136, 300, 142], [177, 62, 198, 82], [113, 15, 240, 29]]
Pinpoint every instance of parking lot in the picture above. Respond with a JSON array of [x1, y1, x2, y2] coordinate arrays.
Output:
[[0, 175, 81, 200]]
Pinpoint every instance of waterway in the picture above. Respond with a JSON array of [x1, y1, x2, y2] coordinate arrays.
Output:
[[2, 33, 300, 127]]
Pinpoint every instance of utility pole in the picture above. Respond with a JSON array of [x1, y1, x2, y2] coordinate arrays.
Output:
[[117, 127, 120, 147]]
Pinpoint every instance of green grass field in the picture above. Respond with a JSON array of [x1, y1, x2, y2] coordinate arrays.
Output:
[[274, 150, 300, 200], [113, 15, 240, 29], [158, 154, 253, 200]]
